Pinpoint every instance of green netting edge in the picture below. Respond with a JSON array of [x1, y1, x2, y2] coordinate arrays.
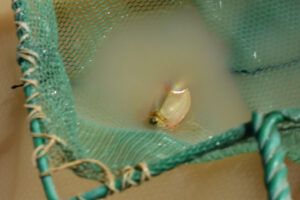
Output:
[[12, 0, 299, 199], [12, 0, 60, 199], [71, 110, 299, 200]]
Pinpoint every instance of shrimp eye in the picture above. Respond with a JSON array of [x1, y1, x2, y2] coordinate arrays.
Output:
[[149, 117, 158, 125]]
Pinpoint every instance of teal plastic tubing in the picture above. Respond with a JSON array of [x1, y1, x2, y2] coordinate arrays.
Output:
[[254, 112, 292, 200], [12, 0, 59, 199]]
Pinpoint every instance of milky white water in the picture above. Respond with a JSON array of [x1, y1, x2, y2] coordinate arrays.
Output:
[[72, 5, 250, 142]]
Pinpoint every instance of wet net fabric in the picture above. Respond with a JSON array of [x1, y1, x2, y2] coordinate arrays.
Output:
[[19, 0, 300, 181]]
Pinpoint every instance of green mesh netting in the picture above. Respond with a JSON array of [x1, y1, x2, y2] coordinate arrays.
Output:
[[16, 0, 300, 183]]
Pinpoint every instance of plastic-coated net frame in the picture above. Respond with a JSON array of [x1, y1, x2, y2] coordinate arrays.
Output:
[[12, 0, 300, 199]]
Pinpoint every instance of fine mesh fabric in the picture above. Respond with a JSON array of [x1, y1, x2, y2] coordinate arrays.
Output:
[[20, 0, 300, 181]]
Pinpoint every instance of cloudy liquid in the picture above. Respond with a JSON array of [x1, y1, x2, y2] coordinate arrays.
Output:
[[72, 6, 250, 142]]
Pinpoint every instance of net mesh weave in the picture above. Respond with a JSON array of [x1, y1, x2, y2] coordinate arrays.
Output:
[[17, 0, 300, 182]]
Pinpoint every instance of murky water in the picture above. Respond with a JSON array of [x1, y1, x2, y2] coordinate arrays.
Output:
[[73, 6, 250, 142]]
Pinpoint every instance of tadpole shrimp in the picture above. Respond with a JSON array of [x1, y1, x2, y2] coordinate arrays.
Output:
[[149, 83, 191, 129]]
